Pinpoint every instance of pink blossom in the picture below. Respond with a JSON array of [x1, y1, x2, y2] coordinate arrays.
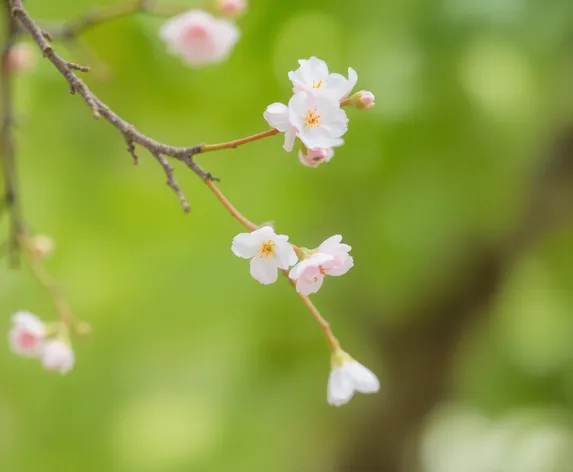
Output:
[[8, 311, 46, 357], [289, 235, 353, 295], [298, 147, 334, 167], [40, 340, 75, 375], [160, 10, 240, 67], [217, 0, 247, 17]]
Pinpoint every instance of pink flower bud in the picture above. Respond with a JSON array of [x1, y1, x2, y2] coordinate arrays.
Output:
[[358, 91, 375, 109], [9, 311, 46, 357], [40, 339, 75, 375], [5, 43, 36, 72], [298, 147, 334, 168], [160, 10, 240, 67], [217, 0, 247, 17]]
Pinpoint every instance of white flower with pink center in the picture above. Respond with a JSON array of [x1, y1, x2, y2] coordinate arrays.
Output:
[[289, 235, 353, 295], [298, 147, 334, 167], [288, 57, 358, 101], [288, 91, 347, 150], [217, 0, 247, 17], [40, 339, 75, 375], [232, 226, 298, 285], [160, 10, 240, 67], [9, 311, 46, 357]]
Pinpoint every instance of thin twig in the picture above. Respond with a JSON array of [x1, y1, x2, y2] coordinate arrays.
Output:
[[152, 151, 190, 212], [201, 129, 279, 154], [49, 0, 187, 40]]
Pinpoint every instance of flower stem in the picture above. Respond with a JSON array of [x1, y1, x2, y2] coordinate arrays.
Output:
[[17, 234, 88, 337], [206, 181, 340, 351], [200, 129, 279, 154], [205, 179, 258, 231]]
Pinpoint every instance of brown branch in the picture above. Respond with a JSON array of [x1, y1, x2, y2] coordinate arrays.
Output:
[[1, 2, 23, 264], [9, 0, 217, 211]]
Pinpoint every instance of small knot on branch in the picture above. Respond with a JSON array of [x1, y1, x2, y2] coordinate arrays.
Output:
[[66, 61, 90, 73]]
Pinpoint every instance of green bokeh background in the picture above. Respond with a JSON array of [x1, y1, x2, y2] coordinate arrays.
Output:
[[2, 0, 573, 471]]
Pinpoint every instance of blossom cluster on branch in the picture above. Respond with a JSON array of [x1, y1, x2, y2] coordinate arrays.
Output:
[[4, 0, 378, 407]]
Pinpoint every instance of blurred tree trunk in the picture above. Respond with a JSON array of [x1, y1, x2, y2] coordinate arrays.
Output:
[[339, 129, 573, 472]]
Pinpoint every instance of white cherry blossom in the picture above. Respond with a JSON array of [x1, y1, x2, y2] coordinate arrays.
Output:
[[288, 57, 358, 101], [40, 339, 75, 375], [232, 226, 298, 284]]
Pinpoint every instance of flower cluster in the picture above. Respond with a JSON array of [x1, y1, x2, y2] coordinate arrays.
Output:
[[232, 224, 379, 405], [264, 57, 376, 167], [9, 312, 74, 374], [159, 0, 247, 67]]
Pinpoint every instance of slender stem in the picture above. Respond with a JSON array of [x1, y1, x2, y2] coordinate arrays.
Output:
[[200, 129, 279, 154], [297, 289, 340, 350], [205, 179, 257, 231], [18, 236, 75, 328]]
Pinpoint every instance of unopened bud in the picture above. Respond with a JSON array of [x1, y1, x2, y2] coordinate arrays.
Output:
[[5, 43, 36, 73], [342, 90, 375, 110], [216, 0, 247, 17], [298, 145, 334, 168], [30, 234, 54, 259]]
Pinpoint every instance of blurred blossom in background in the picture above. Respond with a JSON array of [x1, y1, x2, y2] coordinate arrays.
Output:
[[2, 0, 573, 471]]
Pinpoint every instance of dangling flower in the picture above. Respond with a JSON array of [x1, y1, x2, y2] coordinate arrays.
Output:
[[9, 311, 46, 357], [40, 339, 75, 375], [327, 348, 380, 406], [289, 235, 353, 295], [298, 146, 334, 168], [288, 57, 358, 102], [160, 10, 240, 67], [232, 226, 298, 284]]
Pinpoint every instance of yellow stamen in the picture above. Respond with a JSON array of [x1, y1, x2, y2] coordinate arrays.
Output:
[[305, 108, 321, 128], [259, 240, 275, 258], [312, 79, 323, 89]]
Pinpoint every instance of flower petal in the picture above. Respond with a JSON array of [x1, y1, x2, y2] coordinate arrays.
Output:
[[327, 367, 355, 407], [250, 257, 278, 284], [263, 103, 290, 132], [231, 232, 259, 258], [347, 361, 380, 394]]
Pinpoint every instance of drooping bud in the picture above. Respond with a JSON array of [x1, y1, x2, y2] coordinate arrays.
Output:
[[298, 145, 334, 168], [40, 339, 75, 375]]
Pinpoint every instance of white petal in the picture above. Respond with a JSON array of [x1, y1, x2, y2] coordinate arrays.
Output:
[[327, 368, 355, 407], [283, 128, 296, 152], [346, 361, 380, 394], [275, 241, 298, 270], [263, 103, 290, 132], [231, 233, 259, 258], [324, 254, 354, 276], [319, 235, 343, 251], [250, 257, 278, 284]]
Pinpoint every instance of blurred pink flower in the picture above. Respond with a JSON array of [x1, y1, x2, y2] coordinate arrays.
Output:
[[160, 10, 240, 67], [5, 42, 36, 72], [9, 311, 46, 357]]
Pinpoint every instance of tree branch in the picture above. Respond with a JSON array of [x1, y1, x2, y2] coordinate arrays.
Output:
[[1, 0, 23, 263], [9, 0, 215, 211]]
